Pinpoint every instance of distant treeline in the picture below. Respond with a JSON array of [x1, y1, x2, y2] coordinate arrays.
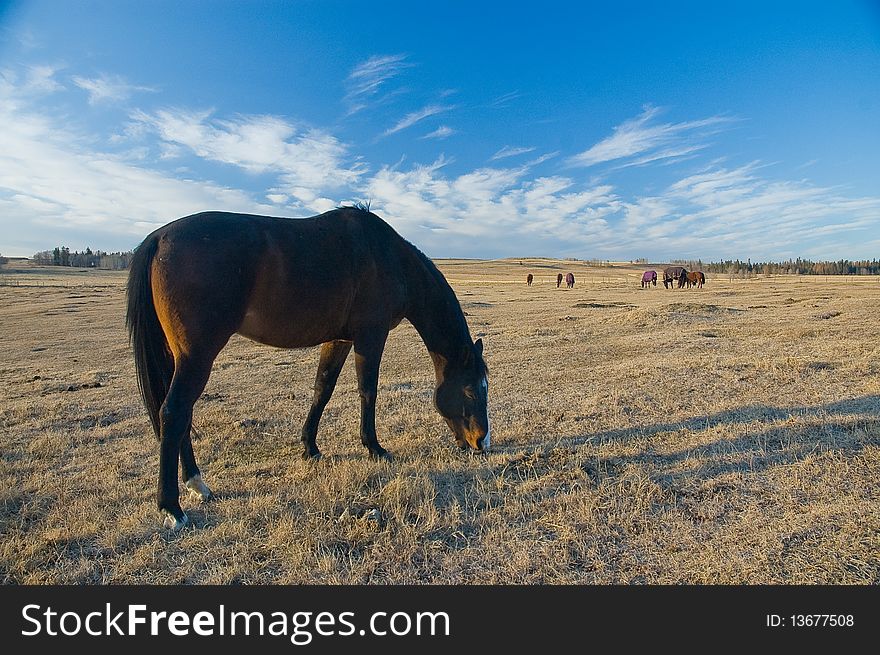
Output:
[[671, 258, 880, 276], [32, 247, 134, 270]]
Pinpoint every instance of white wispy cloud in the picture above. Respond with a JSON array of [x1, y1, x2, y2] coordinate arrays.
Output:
[[0, 95, 275, 254], [490, 145, 536, 161], [618, 164, 880, 259], [25, 64, 64, 93], [132, 108, 364, 210], [0, 64, 64, 96], [1, 61, 878, 262], [382, 104, 455, 137], [364, 158, 621, 256], [490, 91, 522, 107], [15, 29, 40, 51], [421, 125, 455, 139], [568, 106, 735, 168], [72, 73, 155, 105], [622, 143, 709, 168], [345, 54, 413, 114], [525, 151, 559, 167]]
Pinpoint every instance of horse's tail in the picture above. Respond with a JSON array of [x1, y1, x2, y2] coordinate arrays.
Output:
[[126, 233, 173, 440]]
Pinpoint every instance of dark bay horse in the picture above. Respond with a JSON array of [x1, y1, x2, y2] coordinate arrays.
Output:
[[565, 272, 575, 289], [641, 270, 657, 288], [663, 266, 688, 289], [556, 273, 563, 288], [127, 206, 490, 530], [526, 273, 533, 286], [687, 271, 706, 288]]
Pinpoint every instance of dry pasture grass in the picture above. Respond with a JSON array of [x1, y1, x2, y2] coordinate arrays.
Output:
[[1, 260, 878, 584]]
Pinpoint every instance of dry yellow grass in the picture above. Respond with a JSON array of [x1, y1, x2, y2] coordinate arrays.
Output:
[[1, 260, 878, 584]]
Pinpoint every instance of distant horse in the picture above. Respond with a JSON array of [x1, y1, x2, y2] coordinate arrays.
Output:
[[556, 273, 563, 288], [526, 273, 533, 286], [127, 206, 490, 530], [687, 271, 706, 289], [663, 266, 688, 289], [565, 272, 575, 289], [641, 270, 657, 288]]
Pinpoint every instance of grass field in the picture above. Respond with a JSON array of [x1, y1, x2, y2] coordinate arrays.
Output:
[[1, 260, 878, 584]]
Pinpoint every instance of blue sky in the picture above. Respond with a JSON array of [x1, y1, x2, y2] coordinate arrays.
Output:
[[0, 0, 878, 260]]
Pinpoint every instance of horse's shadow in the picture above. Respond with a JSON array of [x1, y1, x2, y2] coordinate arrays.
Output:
[[566, 395, 880, 450], [426, 395, 880, 521]]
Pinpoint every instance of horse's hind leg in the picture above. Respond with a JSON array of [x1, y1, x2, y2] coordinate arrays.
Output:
[[180, 428, 212, 502], [158, 354, 214, 529], [301, 340, 353, 460]]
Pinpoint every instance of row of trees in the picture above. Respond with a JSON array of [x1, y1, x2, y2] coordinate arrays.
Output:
[[18, 248, 880, 276], [31, 247, 134, 270], [696, 258, 880, 276]]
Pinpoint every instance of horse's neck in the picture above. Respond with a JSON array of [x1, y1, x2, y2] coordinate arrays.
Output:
[[404, 256, 470, 375]]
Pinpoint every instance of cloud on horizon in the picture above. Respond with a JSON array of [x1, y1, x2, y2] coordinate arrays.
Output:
[[0, 62, 877, 261]]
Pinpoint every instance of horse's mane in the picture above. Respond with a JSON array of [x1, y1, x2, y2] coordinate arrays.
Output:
[[339, 200, 372, 213], [334, 202, 486, 375], [390, 218, 487, 376]]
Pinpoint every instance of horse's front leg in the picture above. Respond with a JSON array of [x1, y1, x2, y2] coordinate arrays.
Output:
[[301, 340, 353, 460], [353, 329, 391, 460]]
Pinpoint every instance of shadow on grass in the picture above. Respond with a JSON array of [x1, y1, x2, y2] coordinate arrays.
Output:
[[575, 394, 880, 447], [424, 395, 880, 521]]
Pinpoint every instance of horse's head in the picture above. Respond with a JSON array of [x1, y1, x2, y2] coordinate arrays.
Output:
[[434, 338, 490, 452]]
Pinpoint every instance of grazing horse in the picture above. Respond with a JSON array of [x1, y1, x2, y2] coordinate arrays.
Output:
[[641, 270, 657, 288], [556, 273, 563, 288], [687, 271, 706, 289], [565, 272, 575, 289], [663, 266, 688, 289], [126, 206, 490, 530], [526, 273, 533, 286]]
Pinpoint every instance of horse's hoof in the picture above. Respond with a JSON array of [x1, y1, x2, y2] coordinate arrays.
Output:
[[301, 450, 322, 462], [370, 450, 392, 462], [185, 474, 213, 502], [162, 510, 189, 531]]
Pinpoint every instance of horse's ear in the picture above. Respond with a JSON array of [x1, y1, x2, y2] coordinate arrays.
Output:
[[474, 338, 483, 356]]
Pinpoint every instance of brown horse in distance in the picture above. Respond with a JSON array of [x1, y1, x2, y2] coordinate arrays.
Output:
[[687, 271, 706, 288], [527, 273, 533, 286], [127, 206, 490, 530], [556, 273, 563, 288], [565, 272, 575, 289]]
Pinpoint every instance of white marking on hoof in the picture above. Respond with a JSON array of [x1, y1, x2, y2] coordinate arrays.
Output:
[[185, 474, 213, 502], [162, 510, 189, 530]]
